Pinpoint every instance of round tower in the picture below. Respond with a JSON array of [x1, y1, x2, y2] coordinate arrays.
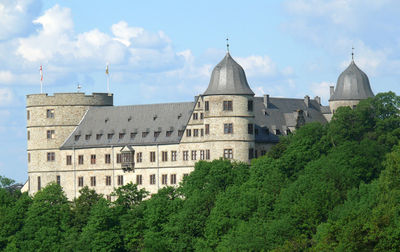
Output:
[[329, 60, 374, 112], [25, 92, 113, 194], [203, 52, 255, 162]]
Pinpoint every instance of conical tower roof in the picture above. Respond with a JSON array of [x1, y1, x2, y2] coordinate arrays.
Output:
[[330, 60, 374, 101], [203, 53, 254, 96]]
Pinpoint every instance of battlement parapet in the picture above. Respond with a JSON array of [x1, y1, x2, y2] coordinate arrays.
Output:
[[26, 93, 113, 107]]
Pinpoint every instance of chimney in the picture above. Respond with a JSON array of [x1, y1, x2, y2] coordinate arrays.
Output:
[[194, 95, 199, 102], [330, 86, 334, 98], [304, 95, 310, 107], [314, 96, 321, 105], [263, 94, 269, 108]]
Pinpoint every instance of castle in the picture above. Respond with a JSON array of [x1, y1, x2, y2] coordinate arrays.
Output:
[[22, 52, 374, 199]]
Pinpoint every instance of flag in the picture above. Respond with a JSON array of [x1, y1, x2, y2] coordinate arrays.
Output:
[[105, 64, 109, 75], [40, 65, 43, 82]]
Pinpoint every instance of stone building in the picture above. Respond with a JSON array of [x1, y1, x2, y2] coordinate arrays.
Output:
[[22, 53, 374, 199]]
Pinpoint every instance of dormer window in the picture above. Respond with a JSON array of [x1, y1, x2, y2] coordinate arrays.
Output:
[[223, 101, 233, 111], [130, 132, 137, 139], [85, 134, 91, 140], [166, 131, 173, 137], [178, 130, 184, 136], [96, 134, 102, 140], [275, 129, 281, 135], [107, 133, 113, 139], [154, 131, 160, 138], [119, 133, 125, 139], [142, 132, 148, 138], [75, 135, 80, 141]]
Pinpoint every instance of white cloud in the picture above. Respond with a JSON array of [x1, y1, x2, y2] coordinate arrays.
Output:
[[0, 88, 13, 106], [237, 55, 277, 77], [310, 81, 332, 103], [0, 71, 14, 83]]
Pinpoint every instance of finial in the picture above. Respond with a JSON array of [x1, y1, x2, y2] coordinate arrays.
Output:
[[351, 46, 354, 60], [77, 83, 82, 93], [226, 38, 229, 53]]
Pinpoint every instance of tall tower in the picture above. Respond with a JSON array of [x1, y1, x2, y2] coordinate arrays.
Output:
[[25, 93, 113, 195], [202, 52, 256, 162], [329, 60, 374, 112]]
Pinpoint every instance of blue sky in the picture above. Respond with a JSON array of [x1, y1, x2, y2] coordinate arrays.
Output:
[[1, 0, 400, 182]]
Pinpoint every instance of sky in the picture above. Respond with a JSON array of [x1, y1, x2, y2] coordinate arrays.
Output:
[[1, 0, 400, 183]]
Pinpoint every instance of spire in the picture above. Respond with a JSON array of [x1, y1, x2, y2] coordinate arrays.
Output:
[[352, 46, 354, 61], [226, 37, 229, 53]]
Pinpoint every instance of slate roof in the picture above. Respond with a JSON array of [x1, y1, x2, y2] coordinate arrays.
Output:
[[61, 102, 195, 149], [254, 97, 328, 143], [203, 53, 255, 96], [330, 60, 374, 101]]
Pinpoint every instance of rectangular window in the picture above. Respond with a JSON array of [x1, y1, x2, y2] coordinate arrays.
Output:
[[78, 155, 84, 165], [162, 174, 168, 185], [224, 149, 233, 159], [191, 150, 197, 160], [170, 174, 177, 185], [117, 175, 124, 186], [183, 151, 189, 161], [107, 133, 113, 139], [28, 153, 31, 163], [223, 101, 233, 111], [198, 101, 200, 108], [90, 154, 96, 164], [193, 129, 199, 137], [200, 150, 205, 160], [275, 129, 281, 135], [150, 151, 156, 162], [206, 150, 210, 160], [183, 173, 189, 179], [66, 155, 72, 165], [186, 129, 191, 137], [27, 110, 30, 120], [96, 134, 102, 140], [130, 132, 137, 139], [205, 124, 210, 135], [205, 101, 209, 111], [90, 176, 96, 187], [27, 131, 30, 140], [47, 130, 55, 139], [47, 152, 55, 162], [200, 113, 204, 119], [46, 109, 54, 118], [37, 176, 41, 190], [116, 154, 121, 163], [162, 151, 168, 162], [75, 135, 80, 141], [142, 132, 148, 138], [261, 150, 267, 156], [178, 130, 184, 137], [248, 124, 254, 134], [224, 123, 233, 134], [154, 131, 160, 138], [193, 113, 198, 120], [85, 134, 91, 140], [78, 177, 83, 187], [136, 152, 142, 163], [105, 154, 111, 164], [166, 131, 173, 137], [150, 174, 156, 185], [249, 148, 254, 159], [171, 151, 177, 161], [136, 175, 142, 185], [248, 100, 253, 111], [201, 129, 204, 136], [119, 133, 125, 139], [106, 176, 111, 186], [56, 175, 61, 185], [286, 129, 291, 135]]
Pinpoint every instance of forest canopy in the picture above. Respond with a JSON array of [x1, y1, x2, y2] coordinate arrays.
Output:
[[1, 92, 400, 251]]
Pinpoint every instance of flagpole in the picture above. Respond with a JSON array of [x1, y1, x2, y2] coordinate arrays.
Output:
[[106, 64, 110, 93], [40, 65, 43, 94]]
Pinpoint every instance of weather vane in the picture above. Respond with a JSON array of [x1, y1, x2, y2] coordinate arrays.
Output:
[[226, 38, 229, 53]]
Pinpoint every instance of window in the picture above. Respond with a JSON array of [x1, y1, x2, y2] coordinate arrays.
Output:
[[193, 129, 199, 137], [201, 129, 204, 136], [261, 150, 267, 156], [205, 124, 210, 135], [75, 135, 80, 141], [96, 134, 102, 140], [248, 100, 253, 111], [171, 151, 177, 161], [249, 148, 254, 159], [200, 150, 205, 160], [166, 131, 172, 137], [224, 149, 233, 159], [224, 123, 233, 134], [183, 151, 189, 161], [78, 177, 83, 187], [162, 151, 168, 162], [27, 110, 30, 120], [191, 150, 197, 160], [162, 174, 168, 185], [116, 154, 121, 163], [248, 124, 254, 134], [150, 174, 156, 185], [193, 113, 198, 120], [107, 195, 111, 201], [107, 133, 113, 139], [28, 153, 31, 163], [136, 175, 142, 185], [206, 150, 210, 160], [136, 152, 142, 163], [200, 113, 204, 119], [47, 152, 55, 162], [106, 176, 111, 186], [154, 131, 160, 138], [105, 154, 111, 164], [183, 173, 189, 179], [119, 133, 125, 139], [85, 134, 91, 140], [90, 176, 96, 186], [275, 129, 281, 135], [178, 130, 184, 137], [117, 175, 124, 186], [56, 175, 61, 185], [142, 132, 148, 138], [27, 131, 30, 140], [37, 176, 41, 190], [130, 132, 137, 139], [170, 174, 177, 185], [66, 155, 72, 165], [205, 101, 209, 111], [91, 154, 96, 164], [286, 129, 291, 135], [255, 150, 258, 158], [150, 151, 156, 162], [78, 155, 84, 165], [186, 129, 191, 137], [198, 101, 200, 108], [223, 101, 233, 111], [46, 109, 54, 118]]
